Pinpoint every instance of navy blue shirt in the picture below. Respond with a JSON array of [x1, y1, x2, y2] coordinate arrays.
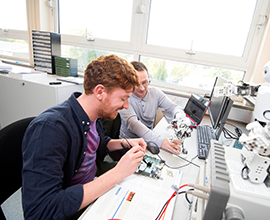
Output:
[[22, 92, 111, 220]]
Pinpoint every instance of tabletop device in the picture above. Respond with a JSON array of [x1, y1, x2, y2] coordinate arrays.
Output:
[[208, 76, 234, 140], [184, 92, 211, 128], [32, 30, 61, 74], [52, 56, 78, 77], [192, 139, 270, 220], [146, 141, 160, 154], [196, 76, 234, 159], [162, 92, 210, 127]]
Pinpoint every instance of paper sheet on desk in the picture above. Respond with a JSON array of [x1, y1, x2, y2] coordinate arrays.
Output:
[[81, 167, 182, 220]]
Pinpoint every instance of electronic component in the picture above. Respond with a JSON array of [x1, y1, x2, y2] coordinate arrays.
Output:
[[135, 155, 165, 179], [52, 56, 78, 77], [239, 121, 270, 184], [192, 139, 270, 220], [212, 60, 270, 123], [203, 140, 230, 220]]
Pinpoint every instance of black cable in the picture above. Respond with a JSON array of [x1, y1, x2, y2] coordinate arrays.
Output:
[[225, 122, 242, 136], [155, 191, 187, 220], [241, 165, 249, 180], [223, 127, 238, 139], [123, 136, 133, 148], [124, 136, 199, 169], [123, 136, 149, 165], [157, 153, 199, 169], [219, 122, 242, 140], [185, 188, 194, 204]]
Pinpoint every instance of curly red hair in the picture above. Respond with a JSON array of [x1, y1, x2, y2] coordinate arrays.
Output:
[[84, 54, 140, 94]]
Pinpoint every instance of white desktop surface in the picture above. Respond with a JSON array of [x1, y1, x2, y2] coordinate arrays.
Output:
[[79, 116, 248, 220], [79, 117, 203, 220], [80, 164, 182, 220], [153, 117, 203, 220]]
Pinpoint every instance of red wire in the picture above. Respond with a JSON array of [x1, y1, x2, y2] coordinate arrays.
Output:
[[158, 184, 188, 220]]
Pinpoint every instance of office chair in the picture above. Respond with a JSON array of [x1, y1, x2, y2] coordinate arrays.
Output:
[[0, 117, 35, 220], [102, 113, 127, 161]]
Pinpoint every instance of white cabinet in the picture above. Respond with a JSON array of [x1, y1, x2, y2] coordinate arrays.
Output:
[[0, 70, 83, 129]]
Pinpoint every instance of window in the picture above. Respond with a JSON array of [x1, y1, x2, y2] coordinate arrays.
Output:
[[0, 0, 269, 95], [57, 0, 268, 92], [58, 0, 135, 71], [140, 56, 244, 91], [59, 0, 133, 42], [0, 1, 27, 31], [147, 0, 256, 57], [0, 0, 28, 61], [61, 45, 133, 70]]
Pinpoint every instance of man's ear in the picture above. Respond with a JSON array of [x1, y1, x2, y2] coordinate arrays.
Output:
[[94, 84, 106, 100]]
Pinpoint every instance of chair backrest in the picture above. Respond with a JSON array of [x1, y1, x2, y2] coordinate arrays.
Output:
[[0, 117, 35, 219], [101, 114, 126, 161], [102, 113, 121, 139]]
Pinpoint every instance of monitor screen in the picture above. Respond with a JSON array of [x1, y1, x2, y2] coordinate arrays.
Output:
[[208, 76, 234, 139], [184, 92, 210, 126]]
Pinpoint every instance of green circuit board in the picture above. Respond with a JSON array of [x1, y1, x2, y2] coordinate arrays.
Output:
[[135, 155, 165, 179]]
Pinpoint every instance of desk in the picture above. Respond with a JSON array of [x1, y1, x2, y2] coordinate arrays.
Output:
[[153, 116, 248, 220], [80, 116, 248, 220], [0, 66, 83, 128], [153, 117, 203, 220]]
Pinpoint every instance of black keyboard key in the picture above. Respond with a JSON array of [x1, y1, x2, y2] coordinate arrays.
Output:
[[196, 125, 216, 160]]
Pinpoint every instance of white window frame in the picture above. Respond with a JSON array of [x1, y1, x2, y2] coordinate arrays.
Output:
[[0, 29, 29, 62], [1, 0, 269, 94], [57, 0, 270, 81]]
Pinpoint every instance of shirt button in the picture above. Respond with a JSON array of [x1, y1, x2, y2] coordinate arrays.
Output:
[[84, 131, 87, 135], [87, 122, 90, 125], [82, 121, 85, 124]]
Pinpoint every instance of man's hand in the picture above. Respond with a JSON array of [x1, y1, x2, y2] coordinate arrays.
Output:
[[81, 145, 145, 210], [115, 145, 145, 179], [161, 138, 181, 154], [125, 138, 147, 152]]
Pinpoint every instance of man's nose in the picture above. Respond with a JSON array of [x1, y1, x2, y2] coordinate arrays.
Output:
[[123, 98, 129, 109], [138, 84, 145, 90]]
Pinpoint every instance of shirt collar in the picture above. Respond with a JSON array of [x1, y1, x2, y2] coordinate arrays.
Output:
[[69, 92, 92, 129]]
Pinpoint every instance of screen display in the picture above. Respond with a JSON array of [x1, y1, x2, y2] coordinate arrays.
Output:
[[208, 76, 233, 138], [184, 93, 210, 124], [208, 96, 227, 129]]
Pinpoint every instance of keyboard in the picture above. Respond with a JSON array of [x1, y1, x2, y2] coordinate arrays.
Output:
[[196, 125, 216, 159]]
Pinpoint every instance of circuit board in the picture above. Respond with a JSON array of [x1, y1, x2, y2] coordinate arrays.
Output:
[[135, 155, 165, 179]]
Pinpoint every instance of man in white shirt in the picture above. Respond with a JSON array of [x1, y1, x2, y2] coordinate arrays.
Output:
[[119, 61, 183, 154]]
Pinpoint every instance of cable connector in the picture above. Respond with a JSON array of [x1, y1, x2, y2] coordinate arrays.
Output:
[[186, 190, 209, 200], [188, 183, 211, 194], [171, 184, 179, 192]]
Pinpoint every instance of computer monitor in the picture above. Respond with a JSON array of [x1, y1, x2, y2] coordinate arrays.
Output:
[[208, 76, 234, 139]]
